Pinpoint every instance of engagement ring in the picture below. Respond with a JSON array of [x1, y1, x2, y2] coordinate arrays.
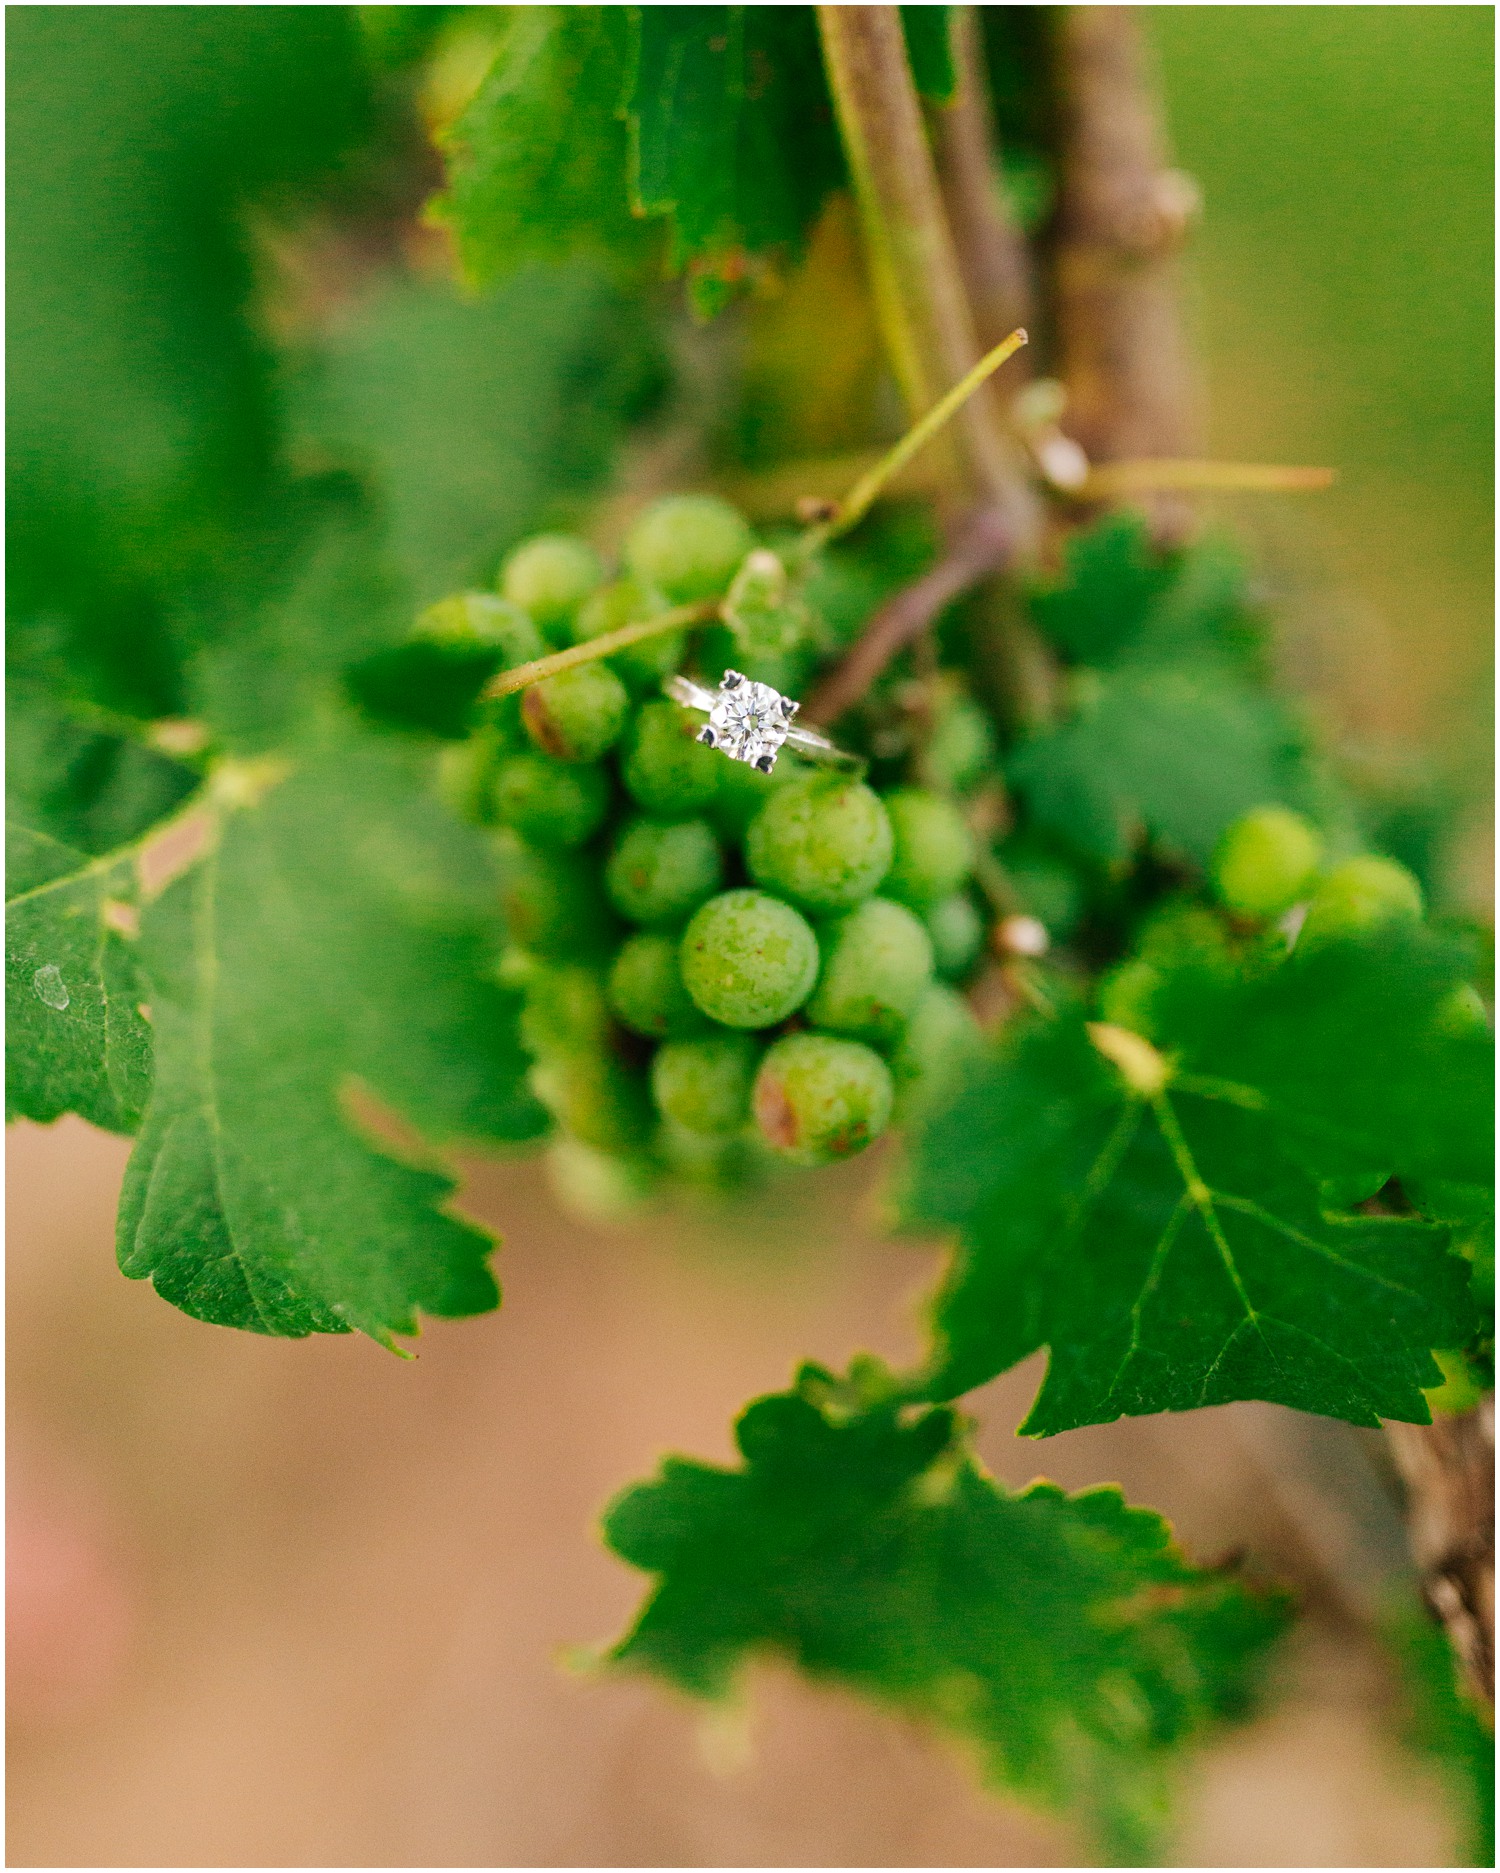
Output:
[[664, 671, 857, 774]]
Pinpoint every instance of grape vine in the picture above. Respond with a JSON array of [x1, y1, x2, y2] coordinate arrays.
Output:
[[7, 5, 1491, 1859]]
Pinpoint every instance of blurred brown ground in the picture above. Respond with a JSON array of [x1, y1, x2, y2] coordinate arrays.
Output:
[[6, 1118, 1464, 1868]]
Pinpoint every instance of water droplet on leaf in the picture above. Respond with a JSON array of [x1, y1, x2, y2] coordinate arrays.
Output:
[[33, 965, 69, 1011]]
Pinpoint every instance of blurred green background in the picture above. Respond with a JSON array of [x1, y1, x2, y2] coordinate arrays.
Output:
[[1154, 4, 1493, 900]]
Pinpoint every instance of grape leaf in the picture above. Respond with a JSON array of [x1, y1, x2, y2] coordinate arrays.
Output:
[[6, 822, 154, 1135], [625, 6, 844, 312], [1012, 517, 1311, 865], [900, 923, 1486, 1429], [118, 729, 545, 1343], [8, 6, 375, 719], [1027, 513, 1180, 668], [432, 7, 646, 287], [6, 684, 197, 857], [1009, 665, 1313, 866], [285, 265, 664, 605], [603, 1364, 1289, 1863]]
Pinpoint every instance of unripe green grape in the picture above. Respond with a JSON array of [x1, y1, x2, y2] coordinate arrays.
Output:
[[1299, 854, 1424, 950], [881, 788, 975, 909], [926, 892, 985, 980], [545, 1137, 654, 1223], [891, 982, 982, 1125], [417, 592, 547, 665], [1213, 806, 1325, 921], [519, 962, 612, 1060], [607, 931, 706, 1039], [500, 533, 604, 640], [437, 725, 511, 825], [574, 577, 683, 688], [752, 1033, 893, 1165], [529, 1049, 651, 1152], [651, 1031, 759, 1135], [925, 690, 997, 796], [605, 816, 724, 926], [1432, 982, 1490, 1038], [804, 896, 934, 1047], [656, 1120, 753, 1193], [624, 494, 754, 603], [698, 625, 806, 701], [492, 829, 614, 959], [521, 661, 629, 763], [722, 548, 810, 666], [746, 775, 893, 913], [491, 751, 609, 848], [710, 749, 790, 841], [680, 889, 820, 1029], [622, 697, 721, 816]]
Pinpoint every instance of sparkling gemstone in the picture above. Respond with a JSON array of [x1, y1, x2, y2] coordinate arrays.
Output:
[[705, 671, 795, 769]]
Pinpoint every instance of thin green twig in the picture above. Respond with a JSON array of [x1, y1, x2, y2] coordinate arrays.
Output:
[[480, 601, 718, 700], [798, 327, 1029, 558]]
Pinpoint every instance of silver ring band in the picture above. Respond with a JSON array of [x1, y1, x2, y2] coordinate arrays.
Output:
[[664, 671, 859, 774]]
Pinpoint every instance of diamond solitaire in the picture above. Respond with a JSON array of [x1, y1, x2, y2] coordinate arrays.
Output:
[[703, 670, 797, 769], [663, 671, 857, 775]]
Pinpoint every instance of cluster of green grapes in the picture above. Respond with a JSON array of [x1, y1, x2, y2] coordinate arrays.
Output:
[[1100, 800, 1478, 1044], [427, 494, 990, 1215]]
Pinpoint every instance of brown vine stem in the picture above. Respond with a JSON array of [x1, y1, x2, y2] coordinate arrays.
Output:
[[929, 6, 1035, 359], [1051, 6, 1200, 542], [814, 5, 1048, 729], [804, 506, 1015, 726], [815, 5, 1037, 538], [1386, 1400, 1495, 1712]]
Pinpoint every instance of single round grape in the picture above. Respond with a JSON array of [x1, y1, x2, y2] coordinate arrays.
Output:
[[698, 624, 805, 701], [437, 725, 511, 825], [746, 775, 893, 913], [1299, 854, 1424, 949], [500, 534, 604, 639], [519, 962, 612, 1060], [492, 751, 609, 848], [710, 748, 790, 841], [417, 592, 547, 665], [607, 931, 706, 1039], [651, 1031, 759, 1136], [530, 1051, 651, 1152], [1213, 806, 1325, 921], [574, 577, 683, 688], [891, 982, 982, 1125], [622, 697, 721, 816], [925, 690, 997, 796], [605, 816, 724, 926], [545, 1137, 653, 1223], [881, 789, 976, 909], [680, 889, 819, 1029], [1432, 982, 1491, 1039], [926, 892, 985, 980], [492, 829, 614, 959], [752, 1033, 893, 1165], [804, 896, 934, 1047], [521, 661, 629, 763], [655, 1120, 752, 1192], [624, 494, 754, 603]]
